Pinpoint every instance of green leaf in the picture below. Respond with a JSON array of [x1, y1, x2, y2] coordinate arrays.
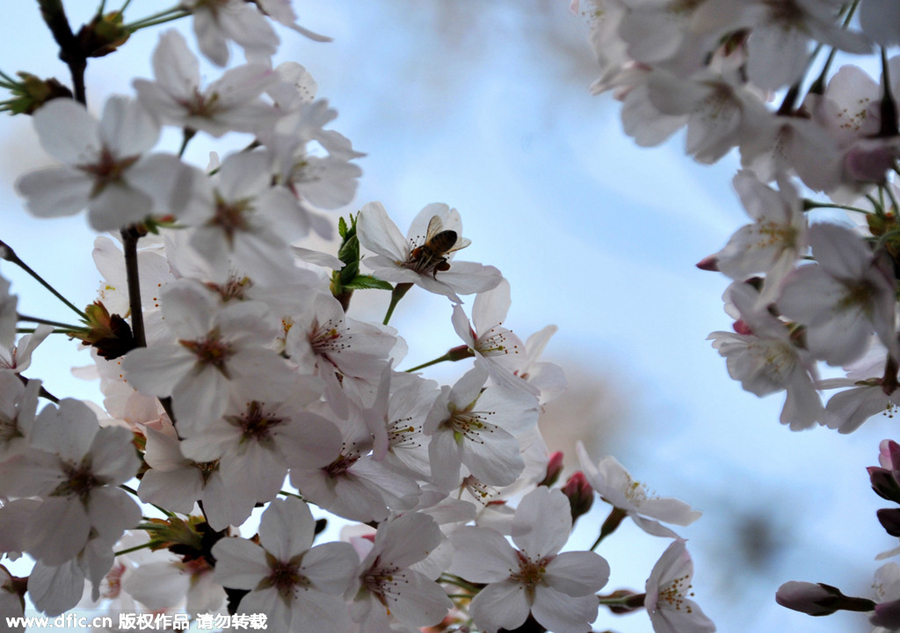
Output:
[[338, 216, 348, 239], [342, 275, 393, 291]]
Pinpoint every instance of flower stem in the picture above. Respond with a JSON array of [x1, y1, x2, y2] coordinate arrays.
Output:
[[439, 574, 483, 593], [37, 0, 87, 105], [383, 282, 413, 325], [0, 240, 87, 320], [590, 506, 627, 551], [802, 200, 873, 214], [404, 345, 474, 373], [124, 8, 190, 31], [16, 313, 81, 329], [178, 127, 196, 158], [121, 226, 147, 348], [113, 542, 153, 557]]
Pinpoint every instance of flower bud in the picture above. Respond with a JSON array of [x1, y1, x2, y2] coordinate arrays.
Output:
[[695, 255, 719, 271], [878, 508, 900, 537], [776, 581, 874, 616], [561, 471, 594, 522], [538, 451, 564, 487], [869, 466, 900, 504]]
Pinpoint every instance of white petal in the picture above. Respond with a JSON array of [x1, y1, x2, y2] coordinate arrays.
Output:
[[469, 580, 530, 633]]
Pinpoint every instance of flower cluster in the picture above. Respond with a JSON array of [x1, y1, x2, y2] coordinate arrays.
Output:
[[0, 2, 715, 633], [577, 0, 900, 628]]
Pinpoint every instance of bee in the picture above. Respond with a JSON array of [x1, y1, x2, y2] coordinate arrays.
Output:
[[405, 215, 471, 278]]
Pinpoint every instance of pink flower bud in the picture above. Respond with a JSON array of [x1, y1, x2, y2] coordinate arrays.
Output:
[[561, 471, 594, 521], [696, 255, 719, 271], [538, 451, 565, 487]]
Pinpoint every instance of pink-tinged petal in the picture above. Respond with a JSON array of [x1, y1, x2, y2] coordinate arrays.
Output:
[[447, 527, 518, 583], [638, 497, 703, 526], [123, 561, 190, 609], [87, 183, 154, 231], [544, 551, 610, 596], [375, 513, 442, 569], [211, 63, 278, 107], [192, 9, 230, 67], [451, 304, 475, 347], [475, 386, 539, 434], [32, 398, 98, 461], [259, 497, 315, 560], [28, 560, 84, 617], [138, 467, 202, 514], [90, 426, 140, 484], [438, 262, 503, 295], [290, 591, 351, 633], [27, 497, 90, 565], [217, 152, 271, 200], [464, 424, 524, 487], [128, 153, 199, 219], [449, 365, 489, 408], [408, 203, 455, 241], [469, 579, 530, 633], [86, 488, 141, 541], [511, 488, 571, 559], [278, 413, 343, 468], [98, 96, 159, 156], [824, 386, 888, 433], [171, 367, 230, 433], [238, 586, 289, 629], [389, 569, 453, 626], [428, 427, 463, 489], [358, 202, 410, 260], [531, 586, 599, 633], [211, 537, 270, 588], [152, 30, 200, 101], [16, 167, 91, 219], [122, 345, 195, 397], [472, 279, 511, 335], [300, 542, 359, 594], [809, 223, 871, 280], [32, 99, 99, 163]]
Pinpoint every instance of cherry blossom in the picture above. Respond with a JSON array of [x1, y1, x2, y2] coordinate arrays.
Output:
[[577, 442, 701, 537], [134, 30, 279, 138], [645, 539, 716, 633], [358, 202, 503, 303], [16, 97, 189, 231], [348, 512, 452, 632], [212, 497, 358, 633], [448, 487, 610, 633]]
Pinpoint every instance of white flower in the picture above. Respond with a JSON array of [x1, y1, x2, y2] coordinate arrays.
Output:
[[181, 0, 279, 67], [645, 539, 716, 633], [423, 366, 539, 490], [134, 30, 279, 138], [212, 497, 358, 633], [348, 512, 452, 632], [0, 372, 40, 462], [0, 325, 52, 374], [451, 279, 537, 395], [778, 223, 899, 366], [358, 202, 503, 303], [180, 151, 306, 284], [577, 442, 701, 537], [0, 399, 141, 567], [448, 487, 610, 633], [709, 281, 823, 430], [709, 171, 807, 307], [122, 281, 289, 435], [16, 97, 188, 231]]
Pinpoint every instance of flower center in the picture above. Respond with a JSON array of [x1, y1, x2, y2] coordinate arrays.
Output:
[[228, 400, 286, 445], [509, 550, 551, 590], [78, 147, 139, 198], [179, 328, 235, 376], [52, 459, 101, 502]]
